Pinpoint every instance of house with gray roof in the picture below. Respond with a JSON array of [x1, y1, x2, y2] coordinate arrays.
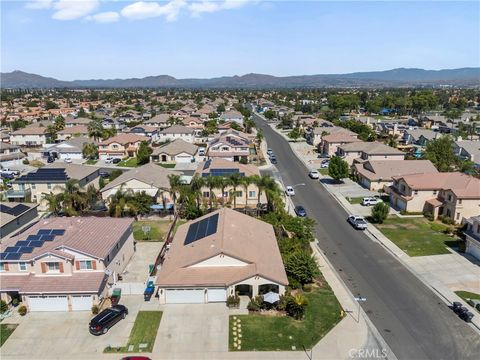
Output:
[[151, 139, 199, 164]]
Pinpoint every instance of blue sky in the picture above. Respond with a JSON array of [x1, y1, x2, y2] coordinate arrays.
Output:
[[1, 1, 479, 80]]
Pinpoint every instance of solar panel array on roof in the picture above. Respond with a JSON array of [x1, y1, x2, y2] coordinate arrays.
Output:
[[16, 168, 68, 182], [203, 168, 244, 178], [184, 213, 219, 245], [0, 203, 30, 217], [0, 228, 66, 261]]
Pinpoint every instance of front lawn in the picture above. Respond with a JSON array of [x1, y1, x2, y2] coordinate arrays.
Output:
[[375, 217, 456, 256], [104, 311, 162, 353], [157, 163, 176, 168], [318, 168, 329, 176], [455, 291, 480, 313], [85, 159, 98, 165], [229, 287, 343, 351], [0, 324, 18, 347], [117, 158, 139, 167], [346, 196, 364, 204], [132, 220, 172, 241]]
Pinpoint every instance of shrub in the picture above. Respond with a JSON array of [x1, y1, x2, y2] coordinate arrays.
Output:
[[371, 202, 390, 224], [22, 159, 30, 165], [12, 298, 19, 307], [0, 300, 8, 313], [439, 216, 455, 225], [18, 305, 27, 316], [287, 276, 302, 290], [226, 296, 240, 308], [303, 284, 313, 293], [328, 155, 349, 182], [247, 295, 264, 312], [285, 250, 320, 285], [91, 305, 99, 314], [424, 212, 434, 221], [286, 294, 308, 320], [277, 294, 292, 311]]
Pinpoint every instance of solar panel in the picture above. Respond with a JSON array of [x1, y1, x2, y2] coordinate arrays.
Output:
[[18, 246, 34, 253], [40, 234, 55, 241], [37, 229, 52, 235], [27, 235, 41, 241], [28, 240, 44, 247], [51, 229, 65, 236], [184, 213, 219, 245], [10, 204, 30, 216], [5, 253, 22, 260], [0, 253, 7, 260], [5, 246, 21, 253], [15, 240, 30, 247]]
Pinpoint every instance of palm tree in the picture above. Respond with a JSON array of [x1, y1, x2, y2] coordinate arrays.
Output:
[[87, 119, 104, 141], [204, 176, 221, 210], [62, 179, 88, 215], [217, 177, 230, 206], [228, 173, 242, 209], [82, 143, 98, 160], [386, 134, 399, 148], [45, 125, 57, 143], [189, 176, 205, 209], [43, 192, 62, 215], [168, 174, 183, 211], [261, 175, 282, 212], [241, 176, 253, 211]]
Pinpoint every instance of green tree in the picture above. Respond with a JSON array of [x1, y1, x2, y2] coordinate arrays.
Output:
[[78, 107, 87, 117], [87, 119, 104, 141], [54, 115, 65, 131], [228, 173, 242, 209], [168, 174, 184, 211], [137, 141, 152, 165], [285, 250, 320, 285], [423, 136, 457, 172], [45, 125, 57, 143], [216, 103, 225, 113], [82, 142, 98, 160], [371, 202, 390, 224], [328, 155, 349, 182], [264, 109, 276, 120], [45, 100, 58, 110], [288, 128, 301, 141]]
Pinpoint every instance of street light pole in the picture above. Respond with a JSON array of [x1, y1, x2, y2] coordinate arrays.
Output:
[[354, 293, 367, 323]]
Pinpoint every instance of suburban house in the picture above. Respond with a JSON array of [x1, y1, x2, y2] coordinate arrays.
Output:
[[98, 134, 150, 160], [219, 110, 244, 126], [207, 130, 252, 162], [354, 160, 438, 191], [305, 122, 336, 146], [155, 208, 288, 304], [320, 132, 361, 156], [195, 158, 265, 207], [463, 216, 480, 260], [144, 114, 170, 129], [65, 117, 91, 127], [7, 164, 100, 210], [454, 140, 480, 167], [42, 137, 93, 161], [0, 217, 134, 311], [388, 172, 480, 223], [402, 129, 441, 146], [0, 202, 39, 240], [337, 141, 405, 166], [10, 127, 47, 147], [158, 125, 195, 143], [0, 142, 25, 167], [100, 163, 180, 209], [57, 125, 89, 141], [127, 125, 159, 143], [150, 139, 199, 164]]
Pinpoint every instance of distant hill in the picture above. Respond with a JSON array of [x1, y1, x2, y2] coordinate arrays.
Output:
[[1, 68, 479, 89]]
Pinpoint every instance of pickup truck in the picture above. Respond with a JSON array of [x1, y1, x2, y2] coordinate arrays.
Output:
[[0, 168, 20, 176]]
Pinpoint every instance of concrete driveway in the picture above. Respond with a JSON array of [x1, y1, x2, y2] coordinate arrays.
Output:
[[1, 296, 145, 360], [121, 242, 162, 283], [153, 304, 229, 356]]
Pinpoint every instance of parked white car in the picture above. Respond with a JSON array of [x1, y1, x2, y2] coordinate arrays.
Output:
[[320, 161, 329, 169], [105, 157, 114, 164], [308, 170, 320, 179], [361, 197, 382, 206], [348, 215, 368, 230], [285, 186, 295, 196], [64, 157, 72, 163]]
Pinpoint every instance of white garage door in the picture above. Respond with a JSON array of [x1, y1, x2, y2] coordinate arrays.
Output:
[[71, 295, 93, 311], [28, 295, 68, 312], [467, 242, 480, 261], [175, 155, 192, 163], [207, 288, 227, 303], [166, 289, 204, 304]]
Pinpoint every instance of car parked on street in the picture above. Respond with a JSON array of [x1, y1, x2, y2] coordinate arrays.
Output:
[[89, 305, 128, 335], [347, 215, 368, 230], [285, 186, 295, 196], [270, 155, 277, 164], [295, 205, 307, 217], [267, 148, 273, 156], [99, 171, 110, 178], [361, 197, 383, 206], [308, 169, 320, 179]]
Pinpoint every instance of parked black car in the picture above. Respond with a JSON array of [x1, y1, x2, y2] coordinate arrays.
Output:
[[47, 156, 55, 163], [89, 305, 128, 335], [112, 158, 122, 164], [99, 171, 110, 178], [295, 205, 307, 217]]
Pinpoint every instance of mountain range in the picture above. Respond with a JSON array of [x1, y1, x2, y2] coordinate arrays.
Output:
[[1, 68, 479, 89]]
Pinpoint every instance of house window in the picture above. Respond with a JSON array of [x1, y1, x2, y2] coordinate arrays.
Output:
[[433, 190, 437, 195], [458, 199, 462, 205], [203, 191, 210, 198], [456, 213, 460, 220], [19, 262, 27, 271], [31, 184, 36, 190], [401, 185, 406, 192], [112, 144, 119, 149], [448, 195, 452, 201], [414, 190, 418, 195], [235, 191, 242, 197], [79, 260, 93, 270], [47, 183, 52, 190], [249, 191, 256, 198], [46, 262, 60, 273], [0, 263, 5, 272]]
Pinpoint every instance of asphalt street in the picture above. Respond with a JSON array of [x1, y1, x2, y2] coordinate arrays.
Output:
[[253, 113, 480, 360]]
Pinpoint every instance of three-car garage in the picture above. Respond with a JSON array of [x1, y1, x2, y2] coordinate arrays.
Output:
[[26, 294, 94, 312]]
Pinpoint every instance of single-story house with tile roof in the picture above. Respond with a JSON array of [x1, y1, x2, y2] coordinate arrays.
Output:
[[151, 139, 199, 164], [156, 208, 288, 304], [0, 142, 25, 167], [337, 141, 405, 166], [100, 162, 181, 207], [354, 160, 438, 191], [0, 217, 134, 311], [57, 125, 89, 141], [43, 136, 94, 161]]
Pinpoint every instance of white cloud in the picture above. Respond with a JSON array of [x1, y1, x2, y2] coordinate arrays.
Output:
[[51, 0, 100, 21], [189, 0, 250, 16], [25, 0, 54, 9], [85, 11, 119, 23], [121, 0, 187, 22]]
